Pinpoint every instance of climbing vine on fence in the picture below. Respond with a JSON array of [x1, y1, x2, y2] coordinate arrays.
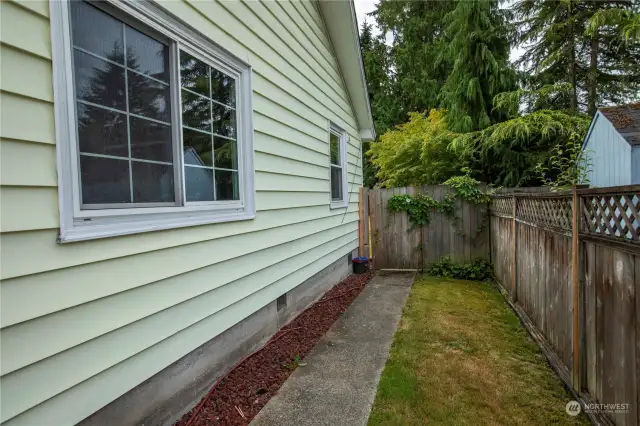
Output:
[[387, 193, 443, 229], [442, 171, 493, 205], [387, 170, 493, 237]]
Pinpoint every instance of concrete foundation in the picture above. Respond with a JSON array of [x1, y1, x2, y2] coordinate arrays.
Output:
[[78, 249, 356, 426]]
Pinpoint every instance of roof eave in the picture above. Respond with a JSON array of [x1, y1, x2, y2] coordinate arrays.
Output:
[[318, 0, 376, 141]]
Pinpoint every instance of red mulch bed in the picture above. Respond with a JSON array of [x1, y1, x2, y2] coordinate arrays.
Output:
[[174, 271, 374, 426]]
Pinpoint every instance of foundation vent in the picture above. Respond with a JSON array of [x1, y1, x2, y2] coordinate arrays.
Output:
[[277, 294, 287, 311]]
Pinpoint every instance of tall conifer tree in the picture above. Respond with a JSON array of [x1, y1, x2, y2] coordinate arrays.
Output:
[[438, 0, 516, 132]]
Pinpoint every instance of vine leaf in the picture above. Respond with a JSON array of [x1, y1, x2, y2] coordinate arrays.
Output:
[[386, 172, 493, 238]]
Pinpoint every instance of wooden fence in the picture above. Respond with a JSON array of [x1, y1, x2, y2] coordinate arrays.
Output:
[[490, 185, 640, 426], [358, 186, 489, 270]]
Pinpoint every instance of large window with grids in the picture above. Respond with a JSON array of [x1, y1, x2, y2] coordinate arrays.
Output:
[[51, 0, 255, 242]]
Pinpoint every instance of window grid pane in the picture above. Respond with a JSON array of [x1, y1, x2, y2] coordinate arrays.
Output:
[[180, 50, 239, 202], [331, 165, 343, 201], [71, 1, 174, 207], [329, 128, 344, 203], [330, 132, 340, 166]]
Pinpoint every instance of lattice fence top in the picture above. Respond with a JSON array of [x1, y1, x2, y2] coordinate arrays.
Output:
[[491, 196, 513, 217], [491, 186, 640, 244], [517, 196, 573, 230], [580, 192, 640, 243]]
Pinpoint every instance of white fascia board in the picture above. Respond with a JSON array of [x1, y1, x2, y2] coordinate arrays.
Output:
[[319, 0, 376, 141]]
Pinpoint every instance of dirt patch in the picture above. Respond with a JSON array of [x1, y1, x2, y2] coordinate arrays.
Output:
[[174, 271, 374, 426]]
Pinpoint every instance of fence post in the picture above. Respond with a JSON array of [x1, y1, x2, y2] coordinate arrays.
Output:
[[572, 185, 587, 390], [512, 193, 518, 302], [359, 187, 365, 257], [363, 188, 369, 258], [572, 185, 579, 389]]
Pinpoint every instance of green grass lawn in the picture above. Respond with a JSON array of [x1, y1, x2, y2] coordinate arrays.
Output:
[[368, 276, 589, 426]]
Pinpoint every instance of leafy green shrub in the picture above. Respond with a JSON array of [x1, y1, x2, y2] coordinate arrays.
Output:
[[367, 110, 461, 188], [425, 255, 494, 281], [442, 169, 493, 205], [535, 135, 592, 191]]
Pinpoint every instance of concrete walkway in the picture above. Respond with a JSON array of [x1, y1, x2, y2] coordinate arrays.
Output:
[[251, 272, 415, 426]]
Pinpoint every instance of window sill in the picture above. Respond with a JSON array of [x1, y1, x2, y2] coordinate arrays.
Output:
[[330, 200, 348, 210], [58, 210, 255, 243]]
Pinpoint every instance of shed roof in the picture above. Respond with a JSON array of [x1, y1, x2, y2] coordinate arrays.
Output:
[[598, 102, 640, 145]]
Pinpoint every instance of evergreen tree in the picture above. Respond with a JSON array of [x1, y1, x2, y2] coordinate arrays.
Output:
[[360, 20, 390, 187], [514, 0, 584, 111], [373, 0, 455, 120], [584, 1, 640, 114], [359, 20, 399, 135], [515, 0, 639, 116], [438, 0, 517, 132], [359, 0, 636, 189]]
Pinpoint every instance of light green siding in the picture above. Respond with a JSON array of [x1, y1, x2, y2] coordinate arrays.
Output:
[[0, 0, 363, 424]]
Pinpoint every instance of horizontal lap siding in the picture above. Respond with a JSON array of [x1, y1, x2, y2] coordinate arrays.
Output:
[[3, 239, 357, 426], [0, 0, 363, 424]]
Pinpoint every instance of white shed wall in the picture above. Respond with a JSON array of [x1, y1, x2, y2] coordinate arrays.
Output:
[[584, 113, 632, 187]]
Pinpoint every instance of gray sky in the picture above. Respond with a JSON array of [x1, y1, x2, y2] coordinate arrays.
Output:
[[354, 0, 393, 45], [353, 0, 377, 31]]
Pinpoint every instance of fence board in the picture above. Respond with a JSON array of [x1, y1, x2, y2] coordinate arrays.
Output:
[[610, 249, 636, 426], [377, 188, 388, 269], [516, 223, 573, 367], [467, 200, 475, 259], [636, 256, 640, 426], [359, 189, 364, 256], [490, 186, 640, 426], [407, 186, 422, 269], [602, 245, 616, 423], [376, 189, 385, 268], [384, 188, 394, 268], [362, 185, 489, 270], [392, 188, 401, 267], [363, 188, 370, 258], [490, 215, 513, 295], [596, 246, 607, 408], [422, 186, 436, 265], [392, 187, 401, 268], [369, 189, 380, 269], [584, 241, 597, 397]]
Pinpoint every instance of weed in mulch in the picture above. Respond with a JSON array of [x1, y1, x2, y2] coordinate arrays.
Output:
[[174, 271, 374, 426]]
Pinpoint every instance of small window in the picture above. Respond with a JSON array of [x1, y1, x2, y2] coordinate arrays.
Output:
[[329, 123, 348, 208], [50, 0, 255, 242]]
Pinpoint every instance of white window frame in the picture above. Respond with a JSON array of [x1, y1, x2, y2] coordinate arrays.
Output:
[[328, 122, 348, 209], [50, 0, 255, 243]]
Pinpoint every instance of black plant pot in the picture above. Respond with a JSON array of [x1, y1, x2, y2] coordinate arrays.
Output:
[[352, 257, 369, 274]]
